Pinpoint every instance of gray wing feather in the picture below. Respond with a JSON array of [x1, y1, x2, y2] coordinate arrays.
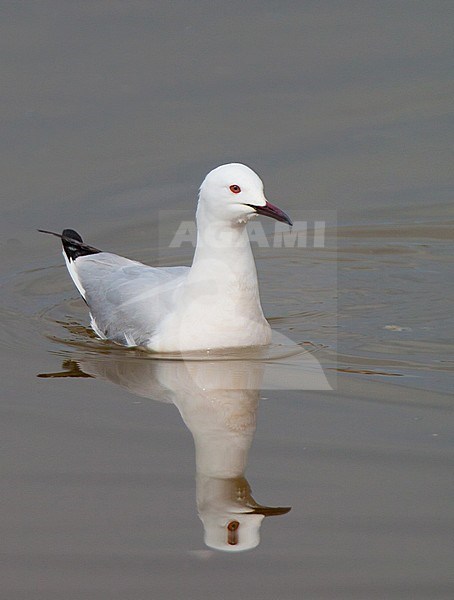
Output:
[[73, 252, 189, 346]]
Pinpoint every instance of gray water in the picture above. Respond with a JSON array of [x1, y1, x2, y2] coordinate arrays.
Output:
[[1, 2, 453, 599]]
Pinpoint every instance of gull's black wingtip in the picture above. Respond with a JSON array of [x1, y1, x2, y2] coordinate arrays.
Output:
[[38, 228, 101, 260]]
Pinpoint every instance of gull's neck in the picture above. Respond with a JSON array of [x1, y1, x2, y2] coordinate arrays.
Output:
[[190, 204, 258, 283], [174, 202, 270, 350]]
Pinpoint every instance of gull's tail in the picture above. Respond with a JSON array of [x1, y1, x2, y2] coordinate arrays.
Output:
[[38, 229, 101, 260], [39, 229, 102, 300]]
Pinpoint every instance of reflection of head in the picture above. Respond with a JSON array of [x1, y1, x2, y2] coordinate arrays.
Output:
[[204, 512, 265, 552], [198, 476, 290, 552]]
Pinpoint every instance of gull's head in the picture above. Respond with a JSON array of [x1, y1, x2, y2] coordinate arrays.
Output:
[[198, 163, 292, 227]]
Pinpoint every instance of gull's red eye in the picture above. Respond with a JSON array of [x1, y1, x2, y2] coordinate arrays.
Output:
[[229, 184, 241, 194]]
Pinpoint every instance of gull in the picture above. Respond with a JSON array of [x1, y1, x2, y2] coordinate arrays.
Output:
[[40, 163, 292, 352]]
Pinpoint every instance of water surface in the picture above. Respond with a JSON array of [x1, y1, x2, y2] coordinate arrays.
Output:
[[1, 2, 453, 599]]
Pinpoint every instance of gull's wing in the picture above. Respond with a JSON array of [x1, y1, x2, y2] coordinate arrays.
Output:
[[73, 252, 189, 347]]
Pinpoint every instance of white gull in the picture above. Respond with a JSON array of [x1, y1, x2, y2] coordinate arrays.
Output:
[[41, 163, 292, 352]]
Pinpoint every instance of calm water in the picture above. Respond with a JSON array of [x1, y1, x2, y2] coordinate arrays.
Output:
[[1, 2, 453, 599]]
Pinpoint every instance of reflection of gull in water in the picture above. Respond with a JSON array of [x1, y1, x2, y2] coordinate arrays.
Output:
[[41, 335, 330, 550], [44, 351, 319, 551], [78, 356, 291, 552]]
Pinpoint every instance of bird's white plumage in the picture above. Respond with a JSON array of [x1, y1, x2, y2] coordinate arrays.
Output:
[[63, 163, 291, 352]]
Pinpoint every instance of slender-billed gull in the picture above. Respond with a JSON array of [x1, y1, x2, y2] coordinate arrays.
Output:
[[40, 163, 292, 352]]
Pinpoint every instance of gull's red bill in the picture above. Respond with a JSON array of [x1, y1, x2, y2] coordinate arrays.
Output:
[[246, 201, 293, 226]]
